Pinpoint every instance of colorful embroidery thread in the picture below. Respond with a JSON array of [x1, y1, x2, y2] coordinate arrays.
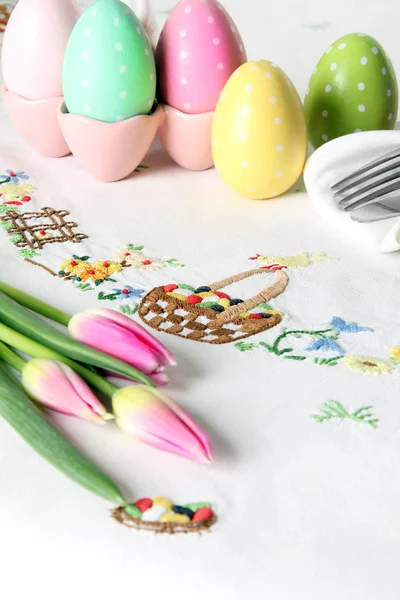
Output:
[[312, 400, 379, 429], [112, 496, 216, 534], [139, 268, 288, 344]]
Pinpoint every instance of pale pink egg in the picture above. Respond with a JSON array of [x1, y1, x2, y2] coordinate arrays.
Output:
[[155, 0, 247, 114], [2, 0, 81, 101]]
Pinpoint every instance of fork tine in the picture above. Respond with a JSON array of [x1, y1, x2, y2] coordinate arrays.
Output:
[[337, 168, 400, 206], [335, 160, 400, 200], [343, 177, 400, 212], [331, 148, 400, 191]]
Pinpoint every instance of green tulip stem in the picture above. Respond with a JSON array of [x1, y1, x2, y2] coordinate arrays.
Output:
[[0, 341, 26, 372], [0, 282, 72, 327], [0, 323, 118, 399]]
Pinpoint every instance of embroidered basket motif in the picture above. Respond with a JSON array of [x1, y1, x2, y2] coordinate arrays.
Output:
[[138, 268, 289, 344]]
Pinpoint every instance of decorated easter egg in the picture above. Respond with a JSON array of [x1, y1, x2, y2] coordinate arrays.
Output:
[[2, 0, 81, 100], [305, 33, 398, 149], [63, 0, 156, 122], [212, 60, 308, 200], [155, 0, 247, 114]]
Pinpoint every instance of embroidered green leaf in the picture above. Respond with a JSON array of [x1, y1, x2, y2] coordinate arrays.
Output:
[[119, 304, 139, 316], [314, 355, 344, 367], [235, 342, 257, 352], [0, 204, 19, 214], [302, 21, 331, 30], [126, 243, 144, 252], [72, 255, 90, 261], [76, 283, 93, 292], [294, 188, 306, 193], [134, 164, 149, 172], [1, 221, 13, 230], [312, 400, 378, 429], [18, 249, 39, 258], [284, 355, 306, 361], [69, 276, 82, 282], [9, 233, 24, 243], [166, 258, 185, 268], [98, 292, 118, 301]]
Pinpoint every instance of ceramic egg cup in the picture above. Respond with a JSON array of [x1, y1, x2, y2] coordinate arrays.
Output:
[[2, 84, 71, 158], [58, 103, 165, 182], [157, 105, 214, 171]]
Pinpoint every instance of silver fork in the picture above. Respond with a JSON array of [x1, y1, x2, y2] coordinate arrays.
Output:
[[331, 147, 400, 218]]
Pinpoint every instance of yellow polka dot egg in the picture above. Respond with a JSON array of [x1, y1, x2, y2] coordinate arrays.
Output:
[[212, 60, 308, 200]]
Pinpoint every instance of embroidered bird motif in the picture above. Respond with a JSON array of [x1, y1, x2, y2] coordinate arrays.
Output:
[[249, 251, 336, 268]]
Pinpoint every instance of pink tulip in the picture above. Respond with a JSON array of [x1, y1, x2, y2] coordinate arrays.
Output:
[[68, 308, 176, 386], [21, 359, 109, 424], [112, 385, 212, 463]]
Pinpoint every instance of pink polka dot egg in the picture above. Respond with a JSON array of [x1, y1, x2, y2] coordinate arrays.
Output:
[[156, 0, 247, 172]]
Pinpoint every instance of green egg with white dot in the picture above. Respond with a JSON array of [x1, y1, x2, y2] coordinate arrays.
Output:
[[305, 33, 398, 149], [62, 0, 156, 123]]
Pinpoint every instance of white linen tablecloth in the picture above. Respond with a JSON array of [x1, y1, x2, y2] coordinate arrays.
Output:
[[1, 1, 400, 599]]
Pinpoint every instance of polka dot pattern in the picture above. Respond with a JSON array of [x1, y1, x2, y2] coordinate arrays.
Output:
[[304, 32, 398, 149], [63, 0, 156, 123], [212, 59, 308, 200], [155, 0, 247, 114]]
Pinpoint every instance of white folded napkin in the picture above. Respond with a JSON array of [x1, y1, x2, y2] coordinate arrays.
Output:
[[304, 130, 400, 253]]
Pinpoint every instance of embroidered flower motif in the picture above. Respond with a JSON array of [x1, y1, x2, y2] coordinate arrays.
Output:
[[76, 260, 122, 283], [34, 229, 54, 241], [116, 249, 165, 271], [330, 317, 373, 333], [390, 347, 400, 361], [2, 170, 29, 184], [0, 183, 35, 205], [344, 355, 393, 376], [112, 286, 145, 300], [59, 258, 87, 276], [305, 337, 345, 354]]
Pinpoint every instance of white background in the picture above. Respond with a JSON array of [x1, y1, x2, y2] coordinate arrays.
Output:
[[1, 1, 400, 599]]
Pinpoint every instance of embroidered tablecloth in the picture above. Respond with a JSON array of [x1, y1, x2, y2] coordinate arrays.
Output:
[[1, 1, 400, 599]]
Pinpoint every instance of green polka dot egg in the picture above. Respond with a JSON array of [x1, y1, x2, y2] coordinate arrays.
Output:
[[305, 33, 398, 149], [63, 0, 156, 123]]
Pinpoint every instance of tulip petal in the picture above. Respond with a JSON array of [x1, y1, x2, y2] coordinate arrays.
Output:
[[22, 359, 106, 424], [72, 308, 176, 367], [69, 312, 165, 376], [150, 388, 213, 462], [112, 386, 212, 463]]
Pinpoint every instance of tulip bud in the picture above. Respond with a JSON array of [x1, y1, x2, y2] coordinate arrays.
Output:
[[22, 359, 109, 424], [112, 386, 212, 463], [68, 308, 176, 386]]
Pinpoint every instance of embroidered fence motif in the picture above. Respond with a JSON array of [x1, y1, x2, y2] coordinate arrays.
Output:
[[2, 208, 88, 251]]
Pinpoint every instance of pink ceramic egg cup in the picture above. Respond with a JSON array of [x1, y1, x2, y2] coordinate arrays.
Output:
[[58, 103, 165, 182], [157, 105, 214, 171], [2, 84, 71, 158]]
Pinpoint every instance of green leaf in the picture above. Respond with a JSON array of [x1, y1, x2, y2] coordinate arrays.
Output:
[[283, 355, 307, 361], [97, 292, 118, 302], [0, 204, 19, 214], [167, 258, 185, 268], [1, 221, 13, 230], [76, 283, 93, 292], [72, 255, 90, 261], [259, 342, 273, 352], [18, 249, 39, 258], [235, 342, 257, 352], [119, 304, 139, 316]]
